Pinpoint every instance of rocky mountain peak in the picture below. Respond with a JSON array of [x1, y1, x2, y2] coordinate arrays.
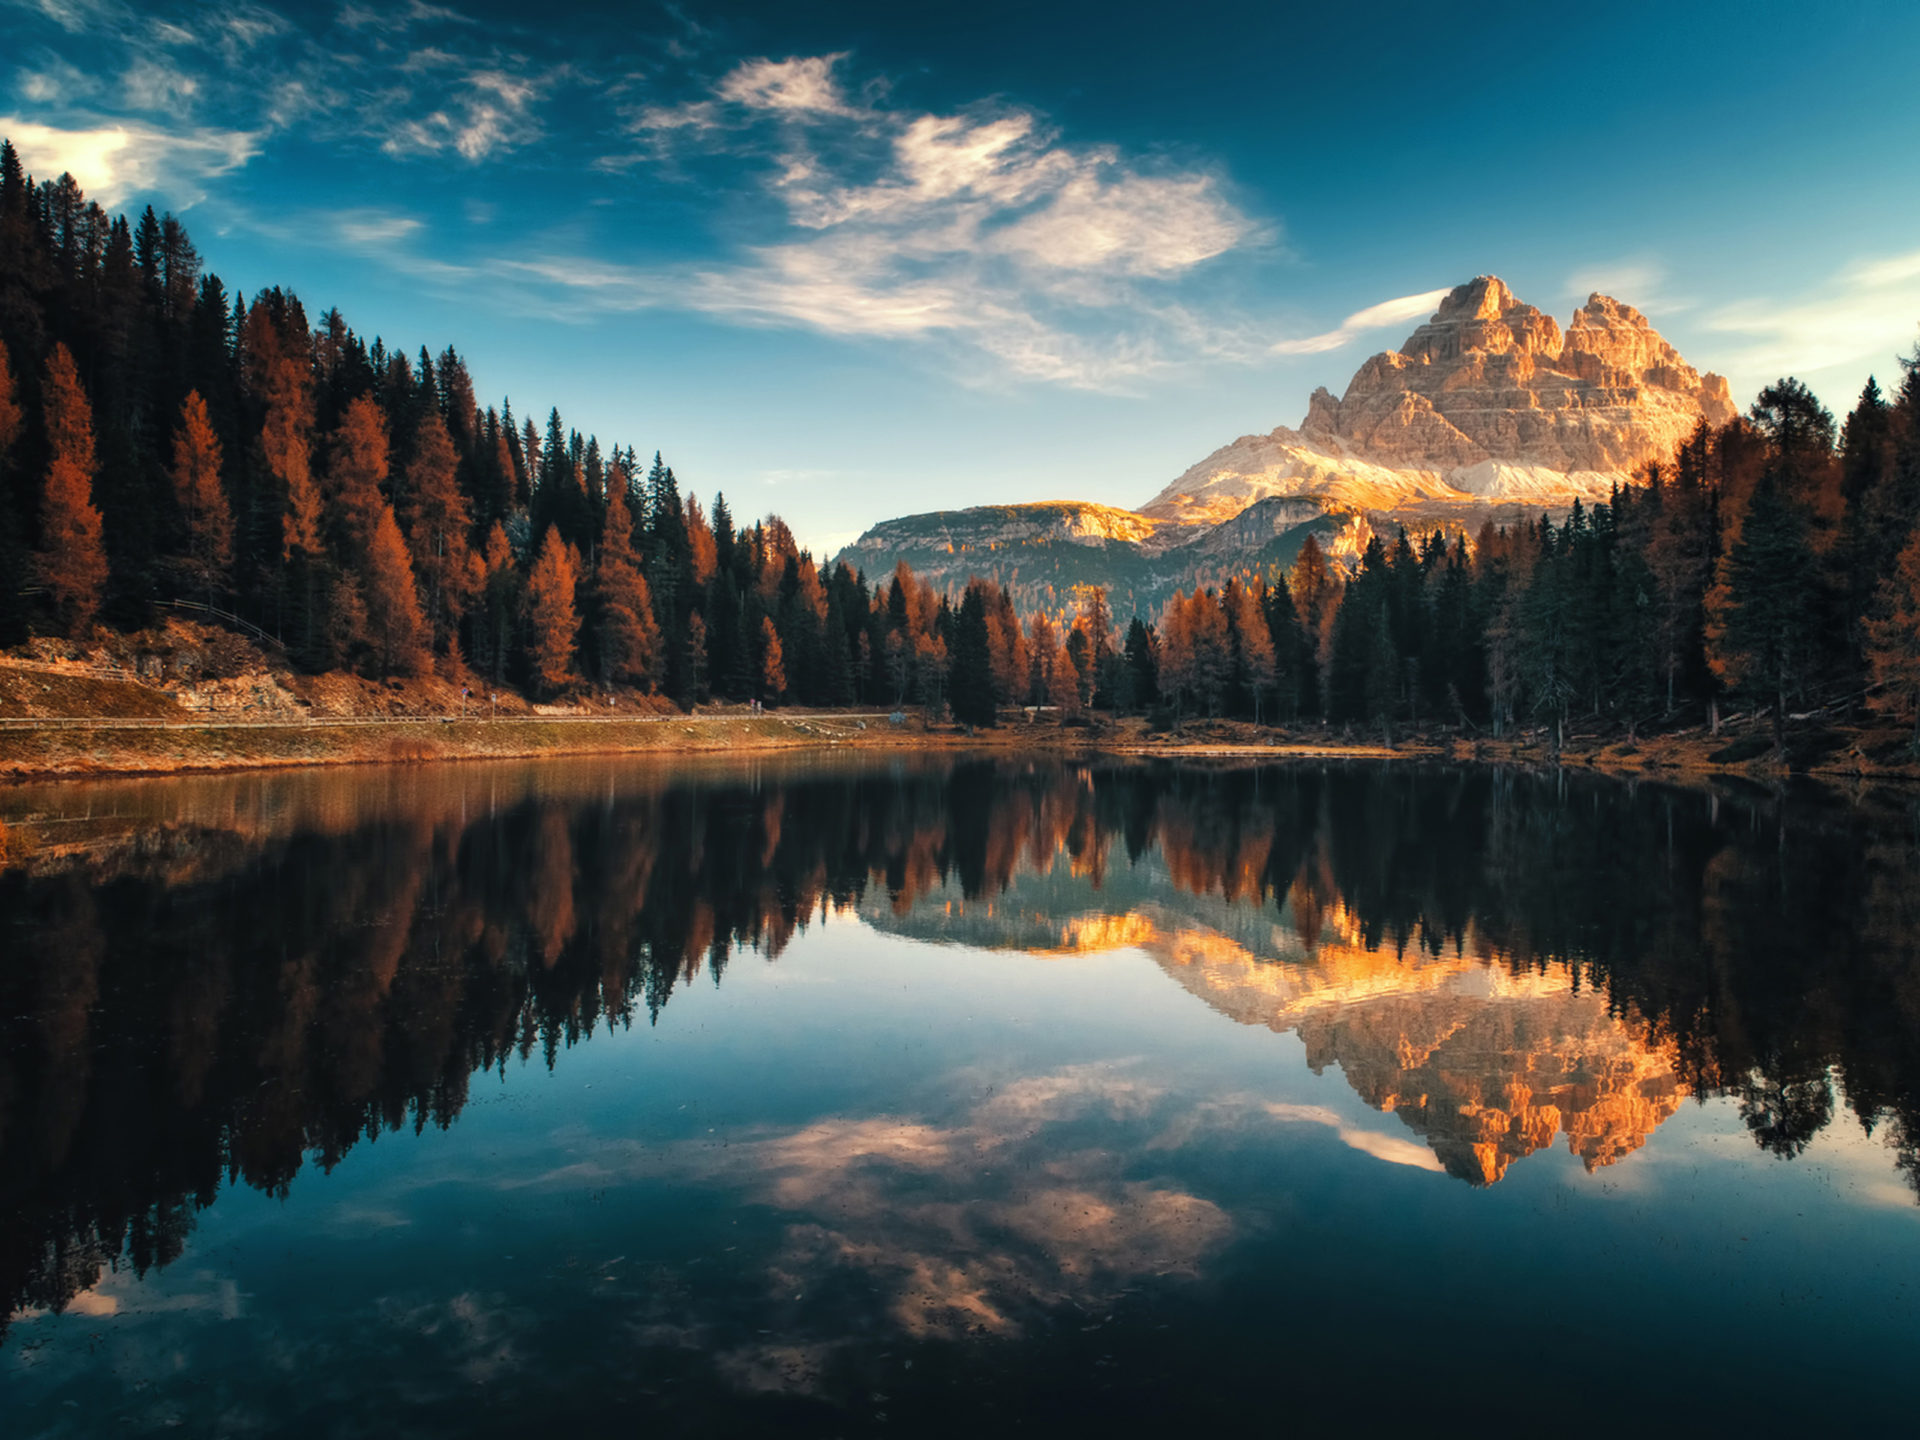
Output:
[[1299, 274, 1736, 476], [1397, 274, 1562, 367], [846, 274, 1743, 609]]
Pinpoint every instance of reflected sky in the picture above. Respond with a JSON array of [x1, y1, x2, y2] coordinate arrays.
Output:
[[2, 756, 1918, 1435]]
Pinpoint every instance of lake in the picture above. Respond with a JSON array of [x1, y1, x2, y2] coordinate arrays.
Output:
[[2, 754, 1918, 1436]]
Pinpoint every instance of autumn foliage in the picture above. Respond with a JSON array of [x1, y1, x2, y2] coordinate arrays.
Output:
[[37, 344, 107, 634], [593, 479, 659, 687], [169, 391, 231, 600], [524, 528, 580, 696], [362, 503, 431, 676]]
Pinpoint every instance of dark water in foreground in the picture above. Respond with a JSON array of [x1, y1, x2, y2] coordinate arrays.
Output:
[[2, 754, 1919, 1436]]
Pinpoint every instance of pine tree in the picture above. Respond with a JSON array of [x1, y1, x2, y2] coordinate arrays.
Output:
[[1078, 585, 1115, 706], [37, 344, 108, 633], [758, 615, 786, 704], [1026, 611, 1063, 708], [242, 294, 321, 561], [1328, 538, 1393, 723], [1226, 579, 1277, 722], [401, 410, 474, 654], [1711, 471, 1817, 744], [361, 503, 430, 676], [169, 391, 231, 603], [594, 482, 660, 687], [480, 521, 517, 687], [1647, 444, 1714, 714], [524, 529, 580, 697], [1290, 531, 1338, 688], [1866, 524, 1920, 743], [1065, 624, 1094, 710], [950, 580, 996, 727], [986, 586, 1028, 704], [1840, 376, 1900, 682], [0, 338, 21, 641], [0, 338, 19, 463], [1044, 628, 1078, 716], [327, 393, 389, 552], [687, 612, 709, 702], [1122, 616, 1158, 711]]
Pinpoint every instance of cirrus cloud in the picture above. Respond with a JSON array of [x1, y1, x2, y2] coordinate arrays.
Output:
[[1269, 287, 1452, 356], [616, 53, 1266, 389]]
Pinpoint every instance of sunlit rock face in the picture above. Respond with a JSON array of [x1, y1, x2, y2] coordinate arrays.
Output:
[[1140, 276, 1736, 530], [1320, 279, 1736, 475]]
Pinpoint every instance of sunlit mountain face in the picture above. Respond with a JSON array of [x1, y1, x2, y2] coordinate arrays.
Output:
[[3, 757, 1919, 1431]]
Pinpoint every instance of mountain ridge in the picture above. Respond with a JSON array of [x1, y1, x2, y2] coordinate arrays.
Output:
[[838, 276, 1734, 613]]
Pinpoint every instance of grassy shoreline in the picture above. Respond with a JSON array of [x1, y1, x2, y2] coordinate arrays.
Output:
[[5, 705, 1919, 786], [0, 711, 952, 781]]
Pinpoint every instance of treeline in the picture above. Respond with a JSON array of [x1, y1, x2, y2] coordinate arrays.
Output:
[[0, 142, 1062, 707], [889, 361, 1920, 741], [1102, 371, 1920, 742]]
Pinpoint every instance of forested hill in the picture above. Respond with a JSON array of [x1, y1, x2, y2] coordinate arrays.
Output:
[[0, 139, 981, 711]]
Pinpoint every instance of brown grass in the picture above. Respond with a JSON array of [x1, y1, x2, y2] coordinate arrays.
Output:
[[381, 736, 439, 763]]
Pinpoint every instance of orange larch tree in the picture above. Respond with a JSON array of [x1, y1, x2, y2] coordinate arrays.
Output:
[[401, 410, 475, 655], [594, 480, 660, 687], [360, 503, 430, 676], [524, 528, 580, 696], [480, 520, 517, 686], [986, 586, 1028, 704], [169, 390, 232, 603], [327, 394, 390, 555], [1026, 611, 1063, 708], [37, 344, 108, 634], [1226, 579, 1277, 722], [241, 298, 321, 559], [685, 494, 718, 587], [759, 615, 786, 703]]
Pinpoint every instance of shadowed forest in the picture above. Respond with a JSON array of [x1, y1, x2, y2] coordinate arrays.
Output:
[[3, 758, 1918, 1336]]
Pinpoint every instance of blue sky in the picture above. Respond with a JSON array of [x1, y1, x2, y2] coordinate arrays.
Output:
[[5, 0, 1919, 553]]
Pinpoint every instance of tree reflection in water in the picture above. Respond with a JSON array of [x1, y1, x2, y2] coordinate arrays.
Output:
[[3, 755, 1919, 1337]]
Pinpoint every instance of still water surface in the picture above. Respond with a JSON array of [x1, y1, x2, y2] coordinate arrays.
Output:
[[2, 755, 1918, 1435]]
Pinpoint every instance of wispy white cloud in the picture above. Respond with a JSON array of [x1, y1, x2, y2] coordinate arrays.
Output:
[[381, 66, 548, 162], [15, 57, 99, 105], [616, 53, 1264, 388], [6, 0, 560, 197], [1261, 1102, 1445, 1171], [0, 115, 259, 205], [1707, 246, 1920, 388], [122, 58, 202, 111], [337, 1, 476, 34], [1269, 287, 1451, 355], [3, 17, 1272, 390], [717, 53, 857, 117], [3, 0, 125, 36], [334, 209, 423, 245]]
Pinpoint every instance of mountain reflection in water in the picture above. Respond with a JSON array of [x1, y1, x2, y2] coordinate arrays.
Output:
[[2, 755, 1919, 1430]]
